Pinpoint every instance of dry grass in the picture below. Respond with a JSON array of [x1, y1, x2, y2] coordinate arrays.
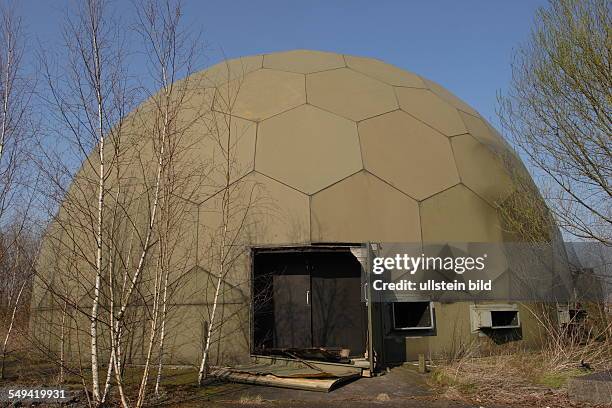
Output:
[[432, 307, 612, 407], [432, 351, 607, 407], [238, 394, 264, 405], [375, 393, 390, 401]]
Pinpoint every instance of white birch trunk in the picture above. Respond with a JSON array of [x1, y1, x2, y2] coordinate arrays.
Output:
[[90, 24, 105, 403], [0, 31, 11, 164], [59, 294, 68, 384], [112, 324, 128, 408], [0, 13, 16, 168], [155, 263, 169, 396], [135, 259, 162, 408], [197, 230, 226, 384], [100, 180, 124, 404], [0, 280, 25, 379], [104, 85, 168, 406], [198, 115, 232, 384]]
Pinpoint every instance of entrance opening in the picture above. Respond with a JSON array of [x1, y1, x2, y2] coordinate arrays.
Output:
[[252, 246, 367, 358]]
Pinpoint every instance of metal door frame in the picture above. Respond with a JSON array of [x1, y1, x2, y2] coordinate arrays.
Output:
[[250, 243, 367, 358]]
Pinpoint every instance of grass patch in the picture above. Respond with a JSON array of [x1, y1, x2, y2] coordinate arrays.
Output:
[[536, 368, 587, 388], [431, 367, 477, 394], [430, 369, 450, 386]]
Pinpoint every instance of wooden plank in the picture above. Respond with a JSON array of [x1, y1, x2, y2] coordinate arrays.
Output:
[[250, 355, 362, 377], [211, 368, 359, 392]]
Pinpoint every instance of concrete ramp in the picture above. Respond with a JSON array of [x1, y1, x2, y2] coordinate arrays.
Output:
[[569, 370, 612, 404]]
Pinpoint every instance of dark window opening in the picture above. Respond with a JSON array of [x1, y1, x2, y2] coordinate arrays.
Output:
[[569, 309, 587, 322], [491, 310, 519, 328], [392, 302, 433, 330]]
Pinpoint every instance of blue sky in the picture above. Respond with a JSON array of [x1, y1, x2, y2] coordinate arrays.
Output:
[[21, 0, 545, 131]]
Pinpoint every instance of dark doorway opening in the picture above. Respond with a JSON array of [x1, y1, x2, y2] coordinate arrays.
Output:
[[252, 247, 367, 358]]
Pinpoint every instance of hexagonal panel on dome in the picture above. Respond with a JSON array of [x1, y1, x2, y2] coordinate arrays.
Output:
[[214, 69, 306, 121], [169, 86, 216, 133], [185, 86, 216, 113], [460, 111, 506, 149], [311, 171, 421, 243], [243, 172, 311, 244], [423, 78, 480, 118], [182, 112, 257, 201], [420, 184, 503, 243], [345, 55, 425, 88], [256, 105, 362, 194], [263, 50, 345, 74], [306, 68, 398, 121], [170, 202, 201, 276], [196, 171, 311, 245], [396, 88, 467, 136], [197, 55, 263, 87], [359, 110, 460, 200], [451, 134, 515, 205], [486, 125, 533, 183]]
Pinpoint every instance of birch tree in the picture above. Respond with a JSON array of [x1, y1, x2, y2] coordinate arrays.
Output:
[[0, 1, 31, 223], [196, 64, 267, 385], [0, 2, 38, 379], [38, 0, 133, 404], [34, 0, 262, 402], [128, 0, 205, 404]]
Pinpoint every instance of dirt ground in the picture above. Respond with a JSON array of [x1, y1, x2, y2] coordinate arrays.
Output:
[[150, 366, 519, 408], [0, 360, 605, 407]]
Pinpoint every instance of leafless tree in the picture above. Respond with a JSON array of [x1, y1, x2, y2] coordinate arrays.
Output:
[[30, 0, 271, 403], [498, 0, 611, 245], [494, 144, 611, 370], [129, 0, 206, 404], [196, 63, 271, 384], [0, 1, 38, 380], [0, 1, 32, 223], [36, 0, 134, 404], [0, 226, 39, 379]]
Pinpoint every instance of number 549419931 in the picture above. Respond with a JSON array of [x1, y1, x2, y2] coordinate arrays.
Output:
[[8, 389, 66, 399]]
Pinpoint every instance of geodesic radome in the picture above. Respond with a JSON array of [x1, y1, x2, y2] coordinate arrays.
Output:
[[31, 49, 544, 367], [182, 49, 521, 246]]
